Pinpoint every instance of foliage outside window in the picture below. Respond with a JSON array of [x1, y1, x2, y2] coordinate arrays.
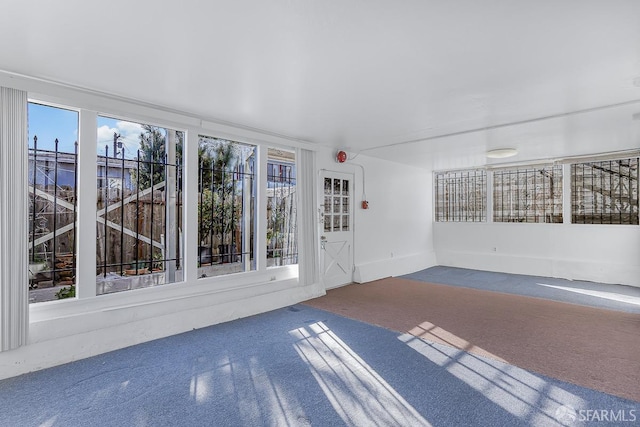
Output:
[[434, 169, 486, 222], [493, 165, 563, 223], [198, 136, 256, 277], [267, 148, 297, 267], [96, 117, 183, 295], [571, 157, 639, 225], [27, 102, 79, 303], [28, 101, 296, 304]]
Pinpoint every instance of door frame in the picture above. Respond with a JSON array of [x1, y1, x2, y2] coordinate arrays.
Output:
[[318, 170, 354, 289]]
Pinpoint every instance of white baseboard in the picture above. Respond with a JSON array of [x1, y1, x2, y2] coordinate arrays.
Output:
[[354, 251, 437, 283], [436, 250, 640, 288]]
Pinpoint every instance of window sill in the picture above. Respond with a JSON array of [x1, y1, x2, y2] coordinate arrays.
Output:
[[30, 264, 299, 324]]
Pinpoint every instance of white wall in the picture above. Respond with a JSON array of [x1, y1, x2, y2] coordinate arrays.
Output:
[[435, 222, 640, 287], [316, 149, 436, 285], [427, 102, 640, 288], [3, 272, 320, 379]]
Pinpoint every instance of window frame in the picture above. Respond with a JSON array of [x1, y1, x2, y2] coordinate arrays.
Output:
[[94, 117, 185, 295], [570, 157, 639, 225], [27, 101, 80, 303], [433, 168, 487, 222], [266, 147, 298, 268], [25, 95, 300, 311], [492, 164, 563, 224], [196, 134, 257, 278]]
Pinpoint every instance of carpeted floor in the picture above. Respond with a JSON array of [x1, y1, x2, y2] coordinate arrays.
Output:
[[0, 303, 637, 426], [403, 266, 640, 314], [303, 275, 640, 403]]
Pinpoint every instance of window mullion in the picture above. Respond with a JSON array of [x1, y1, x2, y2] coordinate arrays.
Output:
[[183, 129, 199, 283], [486, 170, 493, 223], [256, 145, 268, 271], [76, 109, 98, 299], [562, 163, 571, 224]]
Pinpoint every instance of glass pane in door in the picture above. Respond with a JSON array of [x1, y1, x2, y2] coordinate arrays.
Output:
[[332, 215, 340, 231], [333, 179, 341, 195]]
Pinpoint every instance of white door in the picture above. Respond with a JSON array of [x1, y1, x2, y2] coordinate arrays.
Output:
[[320, 171, 354, 289]]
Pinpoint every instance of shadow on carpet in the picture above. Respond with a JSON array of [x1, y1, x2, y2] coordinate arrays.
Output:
[[303, 277, 640, 403], [1, 305, 637, 426]]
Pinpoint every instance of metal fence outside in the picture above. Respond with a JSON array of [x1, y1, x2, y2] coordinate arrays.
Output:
[[28, 136, 78, 293], [96, 145, 183, 280]]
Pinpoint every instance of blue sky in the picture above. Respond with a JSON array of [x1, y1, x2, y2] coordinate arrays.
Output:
[[28, 103, 78, 153], [28, 102, 157, 159], [96, 116, 147, 159], [28, 103, 268, 163]]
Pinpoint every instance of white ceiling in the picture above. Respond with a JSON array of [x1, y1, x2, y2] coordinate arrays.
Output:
[[1, 0, 640, 169]]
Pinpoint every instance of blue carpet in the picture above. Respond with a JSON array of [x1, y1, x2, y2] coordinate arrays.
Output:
[[402, 266, 640, 314], [0, 305, 637, 426]]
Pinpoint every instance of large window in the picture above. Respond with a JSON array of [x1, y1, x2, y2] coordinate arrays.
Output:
[[24, 95, 304, 308], [197, 136, 256, 277], [96, 117, 183, 295], [267, 148, 297, 267], [493, 165, 563, 223], [27, 103, 79, 303], [434, 169, 486, 222], [571, 157, 639, 225]]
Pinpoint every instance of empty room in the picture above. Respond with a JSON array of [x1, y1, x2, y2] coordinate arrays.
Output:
[[0, 1, 639, 426]]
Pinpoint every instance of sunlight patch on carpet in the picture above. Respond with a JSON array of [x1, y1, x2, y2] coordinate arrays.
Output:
[[190, 371, 212, 403], [408, 321, 508, 363], [290, 321, 431, 427], [537, 283, 640, 306], [399, 332, 586, 425]]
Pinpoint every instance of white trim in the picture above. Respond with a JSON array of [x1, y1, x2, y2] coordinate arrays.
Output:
[[0, 70, 318, 152], [256, 145, 268, 271], [486, 169, 494, 223], [485, 160, 555, 171], [76, 110, 98, 299], [555, 149, 640, 164], [562, 164, 572, 224], [485, 149, 640, 170], [183, 128, 199, 283]]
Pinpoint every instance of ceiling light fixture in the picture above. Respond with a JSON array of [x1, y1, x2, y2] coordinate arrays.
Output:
[[486, 148, 518, 159]]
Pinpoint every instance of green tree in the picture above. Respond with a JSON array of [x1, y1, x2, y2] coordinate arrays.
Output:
[[198, 138, 242, 246], [134, 125, 166, 190], [131, 126, 184, 191]]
